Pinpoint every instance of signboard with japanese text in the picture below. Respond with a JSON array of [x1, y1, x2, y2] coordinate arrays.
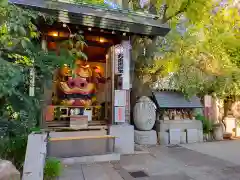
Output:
[[122, 41, 130, 90]]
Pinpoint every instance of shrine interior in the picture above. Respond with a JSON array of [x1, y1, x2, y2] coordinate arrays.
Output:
[[41, 23, 125, 129]]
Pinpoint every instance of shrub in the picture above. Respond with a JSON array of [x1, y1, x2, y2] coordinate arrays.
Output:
[[0, 120, 28, 171], [195, 114, 213, 134], [44, 157, 62, 180], [0, 136, 28, 171]]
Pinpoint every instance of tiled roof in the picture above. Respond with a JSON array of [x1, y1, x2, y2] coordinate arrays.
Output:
[[152, 91, 203, 108]]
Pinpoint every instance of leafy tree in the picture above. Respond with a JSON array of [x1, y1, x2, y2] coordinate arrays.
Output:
[[135, 0, 240, 99], [164, 0, 240, 98], [0, 0, 86, 170]]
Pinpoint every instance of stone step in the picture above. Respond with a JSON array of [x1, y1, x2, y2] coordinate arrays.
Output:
[[48, 130, 116, 158], [60, 153, 120, 165]]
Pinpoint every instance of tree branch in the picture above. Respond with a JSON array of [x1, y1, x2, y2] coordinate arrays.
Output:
[[162, 0, 190, 23]]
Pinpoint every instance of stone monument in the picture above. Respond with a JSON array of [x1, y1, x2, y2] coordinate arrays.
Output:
[[133, 96, 157, 145]]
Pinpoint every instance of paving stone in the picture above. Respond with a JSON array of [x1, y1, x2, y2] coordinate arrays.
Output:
[[147, 173, 193, 180], [58, 164, 84, 180], [59, 140, 240, 180]]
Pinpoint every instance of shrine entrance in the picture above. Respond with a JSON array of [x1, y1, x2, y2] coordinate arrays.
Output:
[[42, 23, 129, 130]]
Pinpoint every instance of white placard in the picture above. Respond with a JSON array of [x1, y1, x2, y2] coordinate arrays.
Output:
[[204, 95, 212, 107], [114, 90, 126, 106], [122, 41, 130, 90], [83, 109, 93, 121], [114, 106, 126, 123]]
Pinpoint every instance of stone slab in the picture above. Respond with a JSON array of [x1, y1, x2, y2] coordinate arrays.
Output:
[[109, 124, 134, 154], [156, 120, 203, 132], [82, 163, 124, 180], [198, 129, 203, 142], [134, 130, 157, 145], [22, 133, 47, 180], [48, 130, 110, 158], [180, 132, 186, 144], [169, 129, 181, 144], [186, 129, 198, 143], [158, 132, 169, 145]]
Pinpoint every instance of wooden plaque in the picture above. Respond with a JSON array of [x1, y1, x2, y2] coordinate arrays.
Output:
[[70, 115, 88, 129]]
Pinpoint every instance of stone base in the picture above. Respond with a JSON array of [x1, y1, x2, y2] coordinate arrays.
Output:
[[187, 129, 199, 143], [158, 132, 169, 145], [180, 132, 187, 144], [198, 129, 203, 142], [134, 130, 157, 145], [109, 124, 134, 154], [169, 129, 181, 144]]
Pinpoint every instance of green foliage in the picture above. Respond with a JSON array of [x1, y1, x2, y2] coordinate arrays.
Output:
[[142, 0, 240, 98], [0, 2, 86, 171], [44, 158, 62, 180], [0, 119, 28, 171], [195, 114, 213, 134]]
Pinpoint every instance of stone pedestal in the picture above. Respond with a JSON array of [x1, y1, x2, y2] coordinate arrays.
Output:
[[158, 132, 169, 145], [134, 130, 157, 145], [169, 129, 181, 144], [0, 160, 20, 180], [180, 132, 187, 144], [213, 125, 223, 141], [109, 124, 134, 154], [198, 129, 203, 142], [187, 129, 199, 143]]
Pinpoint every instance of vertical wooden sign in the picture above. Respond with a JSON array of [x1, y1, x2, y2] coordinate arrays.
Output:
[[122, 41, 130, 90]]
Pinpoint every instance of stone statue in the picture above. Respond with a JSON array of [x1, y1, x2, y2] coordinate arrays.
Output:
[[133, 96, 156, 130]]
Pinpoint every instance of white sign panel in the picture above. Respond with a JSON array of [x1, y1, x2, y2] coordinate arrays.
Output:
[[114, 90, 126, 106], [114, 106, 126, 123], [122, 41, 130, 90]]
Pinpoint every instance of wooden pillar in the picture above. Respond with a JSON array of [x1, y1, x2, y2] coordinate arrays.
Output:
[[111, 46, 115, 125], [40, 37, 48, 128]]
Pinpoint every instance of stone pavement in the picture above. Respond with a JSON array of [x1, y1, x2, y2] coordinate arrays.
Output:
[[181, 140, 240, 165], [59, 140, 240, 180]]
